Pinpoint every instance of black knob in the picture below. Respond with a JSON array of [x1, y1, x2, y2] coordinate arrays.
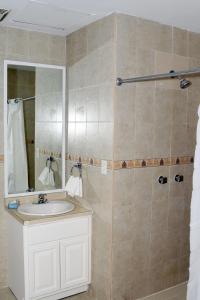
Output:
[[175, 174, 184, 182], [158, 176, 168, 184]]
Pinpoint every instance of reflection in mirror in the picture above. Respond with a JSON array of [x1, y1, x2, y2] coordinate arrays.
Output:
[[6, 62, 65, 196]]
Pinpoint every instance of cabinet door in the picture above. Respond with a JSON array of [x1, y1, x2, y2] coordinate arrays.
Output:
[[60, 236, 89, 289], [29, 241, 60, 298]]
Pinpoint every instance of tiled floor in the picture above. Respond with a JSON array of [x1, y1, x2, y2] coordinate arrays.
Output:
[[138, 283, 187, 300], [0, 283, 187, 300], [0, 288, 16, 300]]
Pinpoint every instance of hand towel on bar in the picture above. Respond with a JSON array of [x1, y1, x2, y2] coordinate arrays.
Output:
[[38, 166, 55, 187], [65, 176, 83, 198], [79, 177, 83, 198], [187, 104, 200, 300]]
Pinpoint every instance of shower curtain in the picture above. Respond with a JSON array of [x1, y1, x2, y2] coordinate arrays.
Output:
[[7, 101, 28, 193], [187, 105, 200, 299]]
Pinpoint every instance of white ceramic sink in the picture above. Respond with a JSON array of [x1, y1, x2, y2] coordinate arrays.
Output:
[[17, 201, 75, 216]]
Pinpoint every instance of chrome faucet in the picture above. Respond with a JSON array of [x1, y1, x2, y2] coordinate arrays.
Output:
[[38, 194, 48, 204]]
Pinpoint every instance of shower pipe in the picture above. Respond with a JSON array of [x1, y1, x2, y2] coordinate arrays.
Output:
[[116, 67, 200, 86], [7, 96, 35, 104]]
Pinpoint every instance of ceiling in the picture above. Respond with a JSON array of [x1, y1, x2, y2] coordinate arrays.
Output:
[[0, 0, 200, 36]]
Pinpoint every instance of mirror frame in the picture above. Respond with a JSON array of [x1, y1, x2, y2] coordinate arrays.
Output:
[[4, 60, 66, 198]]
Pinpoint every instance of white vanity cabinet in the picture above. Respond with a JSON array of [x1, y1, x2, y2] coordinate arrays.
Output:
[[7, 214, 92, 300]]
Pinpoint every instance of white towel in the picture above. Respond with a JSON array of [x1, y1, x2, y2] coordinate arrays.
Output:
[[190, 225, 200, 252], [192, 167, 200, 190], [38, 167, 55, 187], [187, 104, 200, 300], [196, 105, 200, 144], [194, 146, 200, 168], [190, 190, 200, 226], [65, 176, 83, 198]]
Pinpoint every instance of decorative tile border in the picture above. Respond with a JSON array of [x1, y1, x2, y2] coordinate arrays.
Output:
[[39, 149, 61, 159], [0, 154, 194, 169], [113, 156, 193, 169], [66, 154, 194, 170]]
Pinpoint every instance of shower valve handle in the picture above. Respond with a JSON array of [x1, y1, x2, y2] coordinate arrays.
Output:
[[175, 174, 184, 182], [158, 176, 167, 184]]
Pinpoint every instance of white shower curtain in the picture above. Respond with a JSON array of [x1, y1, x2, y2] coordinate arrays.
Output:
[[187, 105, 200, 299], [7, 101, 28, 193]]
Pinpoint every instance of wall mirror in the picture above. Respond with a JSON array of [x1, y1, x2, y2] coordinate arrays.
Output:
[[4, 60, 66, 197]]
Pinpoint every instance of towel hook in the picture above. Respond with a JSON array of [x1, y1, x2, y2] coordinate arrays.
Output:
[[71, 162, 82, 178], [46, 156, 55, 171]]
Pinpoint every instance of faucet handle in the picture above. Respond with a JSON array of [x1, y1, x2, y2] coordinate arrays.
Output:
[[175, 174, 184, 182], [38, 193, 46, 199], [38, 194, 48, 203], [158, 176, 168, 184]]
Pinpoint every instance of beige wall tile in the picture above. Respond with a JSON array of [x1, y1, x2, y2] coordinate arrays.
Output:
[[170, 124, 188, 156], [85, 122, 99, 157], [99, 84, 113, 122], [87, 15, 115, 52], [98, 41, 115, 85], [66, 27, 87, 66], [116, 14, 137, 78], [112, 203, 134, 242], [29, 31, 49, 63], [136, 18, 172, 53], [179, 255, 189, 283], [134, 86, 155, 158], [187, 89, 200, 126], [98, 122, 113, 160], [113, 169, 135, 208], [134, 119, 154, 158], [49, 35, 66, 64], [114, 85, 135, 160], [188, 31, 200, 59], [173, 27, 188, 57], [189, 58, 200, 95], [154, 89, 179, 157], [136, 48, 155, 77], [80, 166, 112, 300], [7, 28, 29, 57], [163, 258, 180, 289], [0, 27, 7, 54]]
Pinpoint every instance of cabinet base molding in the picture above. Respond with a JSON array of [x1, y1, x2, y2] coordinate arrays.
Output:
[[34, 285, 89, 300]]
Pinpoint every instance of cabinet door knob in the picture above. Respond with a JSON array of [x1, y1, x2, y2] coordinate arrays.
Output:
[[175, 174, 184, 182], [158, 176, 168, 184]]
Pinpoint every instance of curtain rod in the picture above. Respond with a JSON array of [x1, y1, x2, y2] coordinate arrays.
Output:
[[7, 96, 35, 104], [116, 68, 200, 86]]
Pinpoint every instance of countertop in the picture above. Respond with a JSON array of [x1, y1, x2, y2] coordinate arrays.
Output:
[[6, 199, 92, 225]]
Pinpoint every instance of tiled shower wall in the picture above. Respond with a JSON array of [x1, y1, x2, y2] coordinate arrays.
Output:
[[112, 14, 199, 300], [67, 13, 200, 300], [0, 27, 66, 287], [66, 15, 115, 300]]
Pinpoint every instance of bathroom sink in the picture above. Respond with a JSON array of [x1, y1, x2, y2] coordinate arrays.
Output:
[[17, 201, 75, 216]]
